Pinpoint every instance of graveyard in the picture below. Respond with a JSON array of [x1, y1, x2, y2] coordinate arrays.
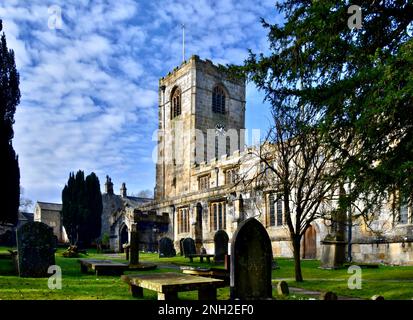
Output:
[[0, 2, 412, 309], [1, 244, 413, 300]]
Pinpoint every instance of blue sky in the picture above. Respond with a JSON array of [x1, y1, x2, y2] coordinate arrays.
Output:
[[0, 0, 282, 205]]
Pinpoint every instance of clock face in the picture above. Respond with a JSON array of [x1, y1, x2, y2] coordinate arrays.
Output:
[[215, 123, 226, 135]]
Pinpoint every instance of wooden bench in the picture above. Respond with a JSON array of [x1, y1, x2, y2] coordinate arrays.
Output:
[[78, 259, 129, 276], [186, 254, 214, 263], [121, 272, 225, 300]]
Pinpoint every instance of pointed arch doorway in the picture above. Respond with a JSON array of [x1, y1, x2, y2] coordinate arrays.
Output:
[[119, 224, 129, 252], [302, 224, 317, 259]]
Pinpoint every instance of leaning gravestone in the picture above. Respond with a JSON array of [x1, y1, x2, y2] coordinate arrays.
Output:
[[277, 281, 289, 296], [214, 230, 229, 263], [16, 221, 56, 277], [182, 237, 196, 257], [230, 218, 273, 300], [159, 237, 176, 258]]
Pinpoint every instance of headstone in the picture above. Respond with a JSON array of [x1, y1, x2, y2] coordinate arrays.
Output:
[[182, 237, 196, 257], [159, 237, 176, 258], [319, 291, 338, 300], [123, 243, 130, 261], [371, 295, 384, 300], [179, 238, 185, 256], [277, 281, 289, 296], [129, 223, 139, 265], [224, 254, 230, 271], [16, 221, 56, 277], [230, 218, 273, 300], [320, 235, 346, 269], [214, 230, 229, 263]]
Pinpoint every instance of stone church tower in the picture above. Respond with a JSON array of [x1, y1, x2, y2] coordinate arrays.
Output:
[[155, 55, 246, 200]]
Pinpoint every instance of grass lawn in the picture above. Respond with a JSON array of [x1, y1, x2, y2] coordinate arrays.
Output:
[[273, 258, 413, 300], [0, 246, 412, 300]]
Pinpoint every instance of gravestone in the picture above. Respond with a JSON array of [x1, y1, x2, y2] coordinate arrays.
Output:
[[214, 230, 229, 263], [277, 281, 289, 296], [123, 243, 130, 261], [159, 237, 176, 258], [182, 237, 196, 257], [16, 221, 56, 277], [129, 223, 139, 266], [319, 291, 338, 300], [179, 238, 185, 256], [230, 218, 273, 300]]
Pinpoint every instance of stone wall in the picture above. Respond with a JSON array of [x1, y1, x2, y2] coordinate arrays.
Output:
[[351, 241, 413, 265], [101, 193, 124, 239], [34, 204, 65, 243]]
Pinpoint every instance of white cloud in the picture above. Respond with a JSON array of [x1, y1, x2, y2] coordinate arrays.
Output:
[[1, 0, 281, 204]]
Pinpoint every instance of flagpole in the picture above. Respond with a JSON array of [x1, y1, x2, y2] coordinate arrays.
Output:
[[182, 24, 185, 62]]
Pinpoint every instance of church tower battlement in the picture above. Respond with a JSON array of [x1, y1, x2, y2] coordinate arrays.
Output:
[[155, 55, 246, 200]]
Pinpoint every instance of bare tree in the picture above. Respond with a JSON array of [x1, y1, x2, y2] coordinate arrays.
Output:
[[131, 189, 153, 199], [237, 105, 349, 282], [19, 187, 33, 212]]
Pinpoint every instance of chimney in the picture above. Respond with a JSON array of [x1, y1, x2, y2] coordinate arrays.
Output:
[[105, 175, 114, 195], [120, 182, 127, 198]]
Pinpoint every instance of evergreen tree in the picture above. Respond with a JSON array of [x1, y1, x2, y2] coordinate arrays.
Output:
[[228, 1, 413, 281], [62, 173, 76, 243], [62, 171, 102, 246], [84, 173, 102, 245], [0, 20, 21, 225]]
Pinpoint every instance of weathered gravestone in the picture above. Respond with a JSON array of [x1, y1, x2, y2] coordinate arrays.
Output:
[[129, 223, 139, 266], [214, 230, 229, 263], [159, 237, 176, 258], [16, 221, 56, 277], [320, 291, 338, 300], [182, 237, 196, 257], [277, 281, 289, 296], [179, 238, 185, 256], [230, 218, 273, 300]]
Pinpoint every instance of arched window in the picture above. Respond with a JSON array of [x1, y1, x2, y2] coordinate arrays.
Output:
[[212, 86, 225, 114], [171, 87, 181, 119]]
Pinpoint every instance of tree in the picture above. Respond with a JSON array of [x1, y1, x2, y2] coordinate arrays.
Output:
[[84, 173, 102, 245], [238, 103, 348, 282], [62, 173, 77, 244], [62, 171, 102, 246], [19, 187, 33, 212], [227, 0, 413, 280], [0, 20, 21, 226], [133, 189, 153, 198]]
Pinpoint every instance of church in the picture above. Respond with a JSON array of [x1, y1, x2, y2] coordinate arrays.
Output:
[[95, 55, 413, 265]]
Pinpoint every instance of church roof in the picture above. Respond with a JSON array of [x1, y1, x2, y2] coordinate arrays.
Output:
[[36, 201, 62, 212], [122, 196, 152, 207], [18, 211, 34, 221]]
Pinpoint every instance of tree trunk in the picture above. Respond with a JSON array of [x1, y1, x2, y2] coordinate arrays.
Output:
[[292, 235, 303, 282]]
